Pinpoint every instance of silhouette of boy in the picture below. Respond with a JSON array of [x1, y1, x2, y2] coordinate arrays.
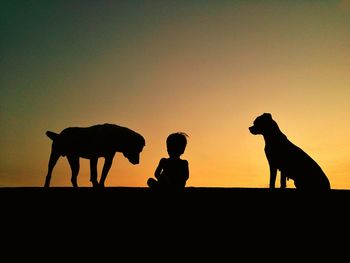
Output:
[[147, 132, 189, 191]]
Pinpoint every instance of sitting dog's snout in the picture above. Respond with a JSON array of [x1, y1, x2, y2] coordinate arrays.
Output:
[[249, 125, 258, 135]]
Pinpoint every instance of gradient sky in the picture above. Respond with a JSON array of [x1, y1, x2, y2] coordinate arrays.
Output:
[[1, 1, 349, 189]]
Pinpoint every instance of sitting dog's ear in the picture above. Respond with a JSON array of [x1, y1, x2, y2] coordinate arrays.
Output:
[[263, 113, 272, 119]]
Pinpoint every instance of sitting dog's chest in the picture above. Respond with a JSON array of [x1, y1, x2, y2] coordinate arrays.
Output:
[[265, 141, 296, 168]]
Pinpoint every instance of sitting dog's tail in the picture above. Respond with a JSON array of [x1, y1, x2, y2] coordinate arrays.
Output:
[[46, 131, 59, 141]]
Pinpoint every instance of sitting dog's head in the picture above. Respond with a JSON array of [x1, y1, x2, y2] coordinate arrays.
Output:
[[249, 113, 278, 135]]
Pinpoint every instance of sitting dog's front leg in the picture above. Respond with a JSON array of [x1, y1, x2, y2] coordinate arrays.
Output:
[[269, 165, 277, 189], [280, 171, 287, 189]]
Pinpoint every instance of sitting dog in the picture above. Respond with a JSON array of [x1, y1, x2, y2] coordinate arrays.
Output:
[[44, 123, 145, 188], [249, 113, 330, 190]]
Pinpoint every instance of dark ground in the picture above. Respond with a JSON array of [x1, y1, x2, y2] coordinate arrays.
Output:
[[2, 186, 349, 214], [1, 187, 349, 258], [2, 186, 349, 223]]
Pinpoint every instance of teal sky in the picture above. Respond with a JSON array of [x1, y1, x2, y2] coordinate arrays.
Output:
[[1, 1, 350, 188]]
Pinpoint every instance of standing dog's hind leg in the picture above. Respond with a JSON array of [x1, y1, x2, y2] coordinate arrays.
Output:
[[67, 155, 80, 187], [44, 151, 60, 187]]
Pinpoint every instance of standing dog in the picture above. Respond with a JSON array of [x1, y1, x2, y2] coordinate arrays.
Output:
[[249, 113, 330, 190], [44, 123, 145, 188]]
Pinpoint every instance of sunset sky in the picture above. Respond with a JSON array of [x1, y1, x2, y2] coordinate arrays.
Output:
[[1, 1, 349, 189]]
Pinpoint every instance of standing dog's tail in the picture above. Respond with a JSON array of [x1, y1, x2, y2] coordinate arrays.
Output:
[[46, 131, 59, 141]]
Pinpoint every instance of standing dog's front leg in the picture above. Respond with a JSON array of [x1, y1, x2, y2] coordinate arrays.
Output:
[[99, 153, 115, 188], [90, 158, 99, 188]]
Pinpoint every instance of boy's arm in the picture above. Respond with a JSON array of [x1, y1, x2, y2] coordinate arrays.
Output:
[[154, 158, 165, 179]]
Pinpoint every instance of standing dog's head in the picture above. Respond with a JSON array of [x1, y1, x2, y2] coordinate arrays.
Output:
[[120, 129, 146, 165], [249, 113, 279, 136]]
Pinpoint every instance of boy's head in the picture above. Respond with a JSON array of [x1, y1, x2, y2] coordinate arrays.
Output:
[[166, 132, 188, 157]]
